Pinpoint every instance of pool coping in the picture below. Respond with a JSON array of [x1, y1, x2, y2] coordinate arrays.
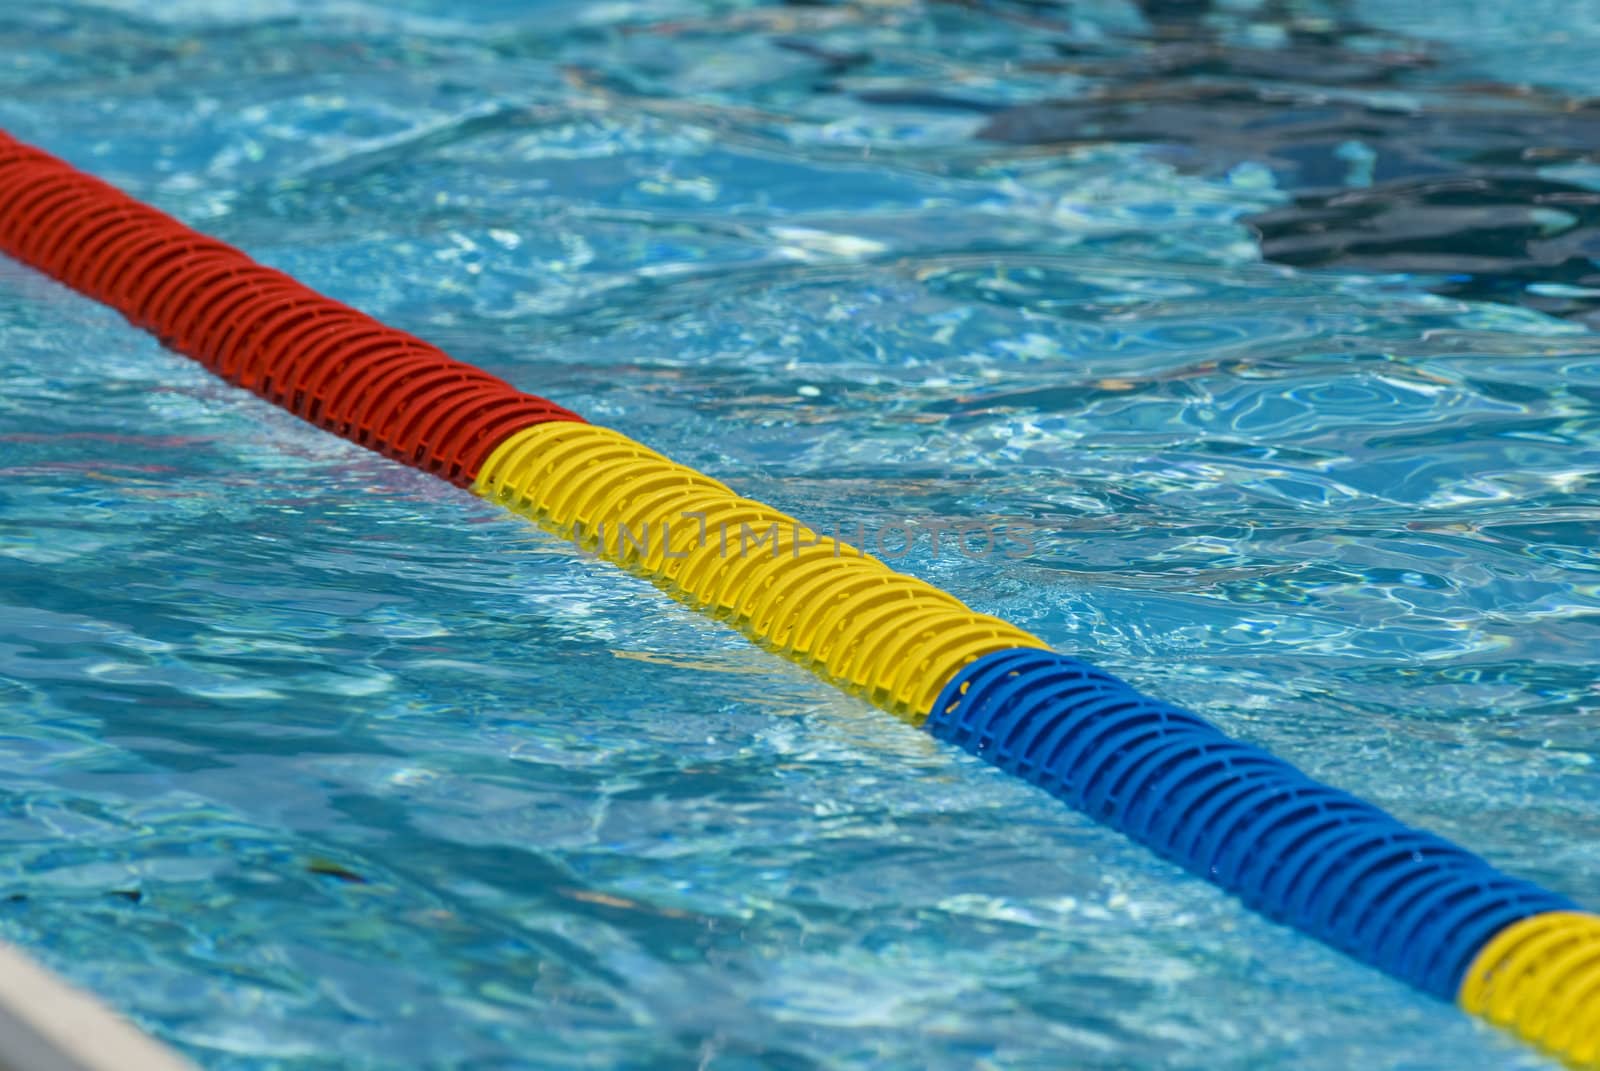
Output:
[[0, 940, 195, 1071]]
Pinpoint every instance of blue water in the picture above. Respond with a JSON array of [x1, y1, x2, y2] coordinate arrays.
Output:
[[2, 2, 1598, 1068]]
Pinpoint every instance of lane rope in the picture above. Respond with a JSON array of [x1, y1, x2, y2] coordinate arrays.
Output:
[[0, 131, 583, 486], [926, 649, 1572, 1002], [1462, 913, 1600, 1067], [474, 422, 1047, 719], [1, 127, 1594, 1067]]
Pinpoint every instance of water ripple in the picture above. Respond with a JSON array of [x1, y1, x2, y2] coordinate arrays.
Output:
[[1, 2, 1597, 1069]]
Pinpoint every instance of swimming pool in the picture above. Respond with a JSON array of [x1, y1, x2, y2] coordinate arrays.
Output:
[[2, 1, 1598, 1068]]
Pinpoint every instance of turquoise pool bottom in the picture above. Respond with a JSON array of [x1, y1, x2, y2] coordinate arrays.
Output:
[[4, 263, 1591, 1071], [3, 0, 1599, 1068]]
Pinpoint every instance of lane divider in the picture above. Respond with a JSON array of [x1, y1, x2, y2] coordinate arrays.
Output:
[[474, 422, 1046, 719], [0, 127, 1594, 1068], [0, 131, 582, 486], [1463, 913, 1600, 1066], [926, 650, 1573, 1001]]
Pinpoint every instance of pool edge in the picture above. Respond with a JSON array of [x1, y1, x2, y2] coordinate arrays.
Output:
[[0, 940, 197, 1071]]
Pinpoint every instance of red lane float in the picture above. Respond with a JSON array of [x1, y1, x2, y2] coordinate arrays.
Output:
[[0, 131, 582, 485]]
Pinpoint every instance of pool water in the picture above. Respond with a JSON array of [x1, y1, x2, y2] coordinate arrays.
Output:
[[1, 2, 1597, 1068]]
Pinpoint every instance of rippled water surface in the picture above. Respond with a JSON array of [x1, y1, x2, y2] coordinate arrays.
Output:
[[2, 2, 1598, 1069]]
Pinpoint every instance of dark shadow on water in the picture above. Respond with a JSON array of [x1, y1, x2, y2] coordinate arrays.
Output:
[[968, 0, 1600, 326]]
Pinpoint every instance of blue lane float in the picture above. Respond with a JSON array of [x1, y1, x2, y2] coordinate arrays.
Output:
[[927, 649, 1576, 1000]]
